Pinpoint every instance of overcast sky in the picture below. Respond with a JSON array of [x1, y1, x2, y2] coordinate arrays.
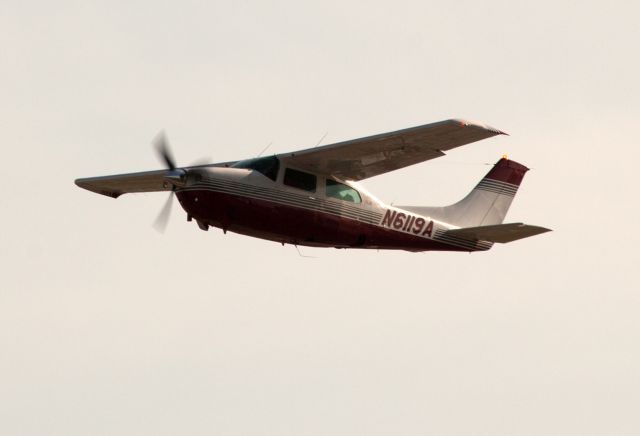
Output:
[[2, 1, 639, 435]]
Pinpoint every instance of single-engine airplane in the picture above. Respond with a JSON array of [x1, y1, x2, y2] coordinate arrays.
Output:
[[76, 119, 550, 252]]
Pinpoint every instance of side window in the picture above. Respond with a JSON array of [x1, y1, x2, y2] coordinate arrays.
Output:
[[284, 168, 316, 192], [326, 179, 362, 203]]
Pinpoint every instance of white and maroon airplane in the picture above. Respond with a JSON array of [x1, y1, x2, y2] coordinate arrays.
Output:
[[76, 119, 550, 252]]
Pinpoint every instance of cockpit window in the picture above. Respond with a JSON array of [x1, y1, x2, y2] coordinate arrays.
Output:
[[231, 156, 280, 181], [326, 179, 361, 203]]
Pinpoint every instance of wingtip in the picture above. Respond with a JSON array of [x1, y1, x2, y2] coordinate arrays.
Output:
[[452, 118, 508, 136], [75, 178, 121, 198], [525, 224, 553, 236]]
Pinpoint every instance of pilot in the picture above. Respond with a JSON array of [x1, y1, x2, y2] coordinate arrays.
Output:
[[342, 192, 355, 202]]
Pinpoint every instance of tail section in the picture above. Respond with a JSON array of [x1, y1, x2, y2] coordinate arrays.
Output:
[[401, 157, 529, 227]]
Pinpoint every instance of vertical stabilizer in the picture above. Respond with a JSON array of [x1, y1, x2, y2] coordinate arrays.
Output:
[[400, 158, 529, 227]]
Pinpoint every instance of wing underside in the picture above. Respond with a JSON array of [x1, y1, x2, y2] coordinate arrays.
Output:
[[279, 118, 506, 180]]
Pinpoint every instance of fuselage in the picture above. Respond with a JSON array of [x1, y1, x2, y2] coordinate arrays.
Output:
[[175, 162, 491, 252]]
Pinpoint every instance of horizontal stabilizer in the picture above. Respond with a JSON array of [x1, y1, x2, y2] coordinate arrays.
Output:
[[75, 170, 170, 198], [445, 223, 551, 243]]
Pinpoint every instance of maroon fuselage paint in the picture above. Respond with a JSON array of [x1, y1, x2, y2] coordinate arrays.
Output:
[[176, 190, 467, 251]]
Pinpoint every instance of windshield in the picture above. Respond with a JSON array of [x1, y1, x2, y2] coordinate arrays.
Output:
[[231, 156, 280, 181]]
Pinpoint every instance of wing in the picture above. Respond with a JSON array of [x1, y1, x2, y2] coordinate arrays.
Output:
[[75, 169, 171, 198], [278, 119, 506, 180]]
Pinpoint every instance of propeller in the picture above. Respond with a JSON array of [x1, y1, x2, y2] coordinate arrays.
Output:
[[153, 131, 177, 170], [152, 131, 184, 233], [153, 190, 174, 233]]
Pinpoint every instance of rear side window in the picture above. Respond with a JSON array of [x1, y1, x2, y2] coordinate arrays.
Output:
[[326, 179, 362, 203], [284, 168, 316, 192]]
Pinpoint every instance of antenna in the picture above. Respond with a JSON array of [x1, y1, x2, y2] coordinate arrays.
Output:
[[294, 244, 316, 258], [257, 142, 273, 157], [314, 132, 328, 148]]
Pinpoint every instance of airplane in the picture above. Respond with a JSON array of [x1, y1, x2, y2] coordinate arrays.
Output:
[[75, 119, 551, 252]]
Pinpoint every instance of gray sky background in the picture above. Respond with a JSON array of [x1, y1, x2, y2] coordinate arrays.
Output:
[[2, 1, 639, 435]]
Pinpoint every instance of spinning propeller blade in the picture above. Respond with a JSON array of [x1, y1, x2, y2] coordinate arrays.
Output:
[[153, 191, 174, 233], [153, 131, 177, 170]]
